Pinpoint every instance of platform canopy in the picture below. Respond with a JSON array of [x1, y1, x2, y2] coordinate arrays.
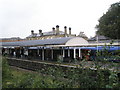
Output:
[[1, 37, 89, 47]]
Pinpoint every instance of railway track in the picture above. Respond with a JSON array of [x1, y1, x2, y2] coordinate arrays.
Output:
[[7, 57, 120, 73]]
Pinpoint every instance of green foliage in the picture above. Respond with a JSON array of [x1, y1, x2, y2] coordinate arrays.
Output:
[[106, 72, 119, 88], [2, 57, 13, 82], [2, 56, 120, 88], [96, 2, 120, 39]]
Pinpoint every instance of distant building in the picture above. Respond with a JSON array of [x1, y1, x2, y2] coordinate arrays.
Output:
[[78, 32, 88, 40], [88, 35, 110, 43], [88, 34, 120, 45], [0, 37, 24, 42], [26, 25, 76, 40], [89, 35, 110, 41]]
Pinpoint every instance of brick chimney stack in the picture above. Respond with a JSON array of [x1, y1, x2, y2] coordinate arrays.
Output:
[[56, 25, 59, 35], [52, 27, 55, 34], [69, 27, 71, 35], [31, 30, 34, 35], [39, 29, 42, 35], [64, 26, 67, 35]]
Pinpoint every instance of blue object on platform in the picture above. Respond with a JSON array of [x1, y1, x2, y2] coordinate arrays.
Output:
[[80, 46, 120, 51]]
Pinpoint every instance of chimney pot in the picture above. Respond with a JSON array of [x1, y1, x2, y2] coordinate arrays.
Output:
[[64, 26, 67, 29], [39, 30, 42, 35], [31, 30, 34, 35], [52, 27, 55, 30], [56, 25, 59, 28], [69, 27, 71, 30]]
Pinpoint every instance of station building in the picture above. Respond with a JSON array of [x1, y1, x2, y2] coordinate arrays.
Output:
[[1, 25, 120, 62]]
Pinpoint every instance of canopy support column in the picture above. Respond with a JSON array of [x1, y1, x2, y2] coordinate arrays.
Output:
[[51, 49, 53, 60], [79, 48, 81, 59], [68, 47, 70, 57], [63, 49, 65, 58], [74, 48, 76, 59], [42, 47, 44, 60], [37, 48, 39, 55]]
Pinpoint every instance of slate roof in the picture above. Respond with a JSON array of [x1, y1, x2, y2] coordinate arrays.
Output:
[[1, 37, 73, 47], [0, 37, 22, 40], [88, 35, 110, 41]]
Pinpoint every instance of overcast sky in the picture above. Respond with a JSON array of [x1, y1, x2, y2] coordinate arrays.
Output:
[[0, 0, 119, 39]]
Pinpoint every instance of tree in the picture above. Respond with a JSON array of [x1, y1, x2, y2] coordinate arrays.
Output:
[[96, 2, 120, 39]]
